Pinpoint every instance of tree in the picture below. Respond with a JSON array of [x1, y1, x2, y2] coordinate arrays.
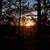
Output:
[[0, 0, 3, 16]]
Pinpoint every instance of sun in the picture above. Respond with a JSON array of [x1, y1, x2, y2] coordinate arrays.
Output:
[[20, 19, 36, 27], [26, 23, 31, 26], [25, 20, 36, 27]]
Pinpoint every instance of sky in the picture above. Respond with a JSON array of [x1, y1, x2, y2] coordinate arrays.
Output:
[[8, 0, 38, 4], [3, 0, 38, 5], [27, 0, 37, 6], [2, 0, 38, 9]]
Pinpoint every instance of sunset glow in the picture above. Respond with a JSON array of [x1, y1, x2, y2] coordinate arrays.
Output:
[[20, 19, 36, 27], [25, 20, 36, 27]]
